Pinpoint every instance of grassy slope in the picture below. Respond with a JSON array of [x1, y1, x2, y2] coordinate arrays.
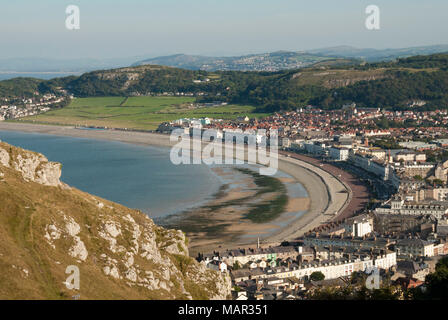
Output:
[[20, 96, 267, 130], [291, 68, 388, 88], [0, 162, 153, 299], [0, 142, 228, 299], [289, 66, 440, 89]]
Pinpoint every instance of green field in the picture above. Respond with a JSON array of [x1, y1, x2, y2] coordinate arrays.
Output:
[[21, 96, 269, 130]]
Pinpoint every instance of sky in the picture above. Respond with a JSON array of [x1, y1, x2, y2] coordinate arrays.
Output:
[[0, 0, 447, 59]]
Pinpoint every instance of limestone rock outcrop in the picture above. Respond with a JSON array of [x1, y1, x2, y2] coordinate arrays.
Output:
[[0, 141, 231, 300], [0, 142, 61, 186]]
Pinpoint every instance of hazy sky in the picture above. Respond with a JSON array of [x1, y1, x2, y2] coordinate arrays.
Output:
[[0, 0, 447, 59]]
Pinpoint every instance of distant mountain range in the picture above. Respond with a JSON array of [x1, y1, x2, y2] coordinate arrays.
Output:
[[133, 44, 448, 72], [132, 51, 359, 71], [307, 44, 448, 61], [0, 44, 447, 76], [2, 52, 448, 112]]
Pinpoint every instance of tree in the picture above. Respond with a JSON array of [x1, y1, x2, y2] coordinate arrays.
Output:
[[423, 257, 448, 299], [310, 271, 325, 282], [307, 284, 401, 300], [350, 271, 367, 285], [377, 117, 390, 129], [233, 261, 242, 270]]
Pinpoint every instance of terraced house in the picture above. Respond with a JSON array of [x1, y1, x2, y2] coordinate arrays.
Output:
[[200, 246, 300, 268], [375, 198, 448, 220], [396, 239, 435, 258], [230, 251, 396, 282]]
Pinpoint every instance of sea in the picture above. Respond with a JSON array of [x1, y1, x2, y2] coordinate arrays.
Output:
[[0, 130, 309, 227], [0, 130, 222, 218]]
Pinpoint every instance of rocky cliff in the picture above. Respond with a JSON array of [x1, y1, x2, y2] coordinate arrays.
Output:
[[0, 141, 231, 300]]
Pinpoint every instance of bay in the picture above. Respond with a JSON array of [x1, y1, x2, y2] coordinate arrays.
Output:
[[0, 130, 222, 218]]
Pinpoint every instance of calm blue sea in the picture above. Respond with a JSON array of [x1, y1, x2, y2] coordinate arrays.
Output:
[[0, 130, 222, 218]]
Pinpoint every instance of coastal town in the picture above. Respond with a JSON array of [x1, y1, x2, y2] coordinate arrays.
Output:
[[0, 93, 68, 121], [2, 93, 447, 299], [2, 0, 448, 309], [155, 103, 448, 300], [2, 90, 448, 300]]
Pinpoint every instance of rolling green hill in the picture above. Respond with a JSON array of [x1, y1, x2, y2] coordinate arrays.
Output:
[[2, 53, 448, 112], [0, 78, 43, 98]]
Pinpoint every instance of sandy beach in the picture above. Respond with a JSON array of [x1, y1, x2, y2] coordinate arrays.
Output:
[[0, 122, 351, 250], [160, 165, 309, 254]]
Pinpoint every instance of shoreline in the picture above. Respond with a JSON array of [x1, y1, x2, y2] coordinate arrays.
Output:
[[0, 121, 350, 248]]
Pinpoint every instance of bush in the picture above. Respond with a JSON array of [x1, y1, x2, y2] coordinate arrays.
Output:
[[310, 271, 325, 282]]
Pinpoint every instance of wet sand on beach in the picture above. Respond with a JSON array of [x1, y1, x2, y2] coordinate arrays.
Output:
[[0, 122, 350, 254]]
